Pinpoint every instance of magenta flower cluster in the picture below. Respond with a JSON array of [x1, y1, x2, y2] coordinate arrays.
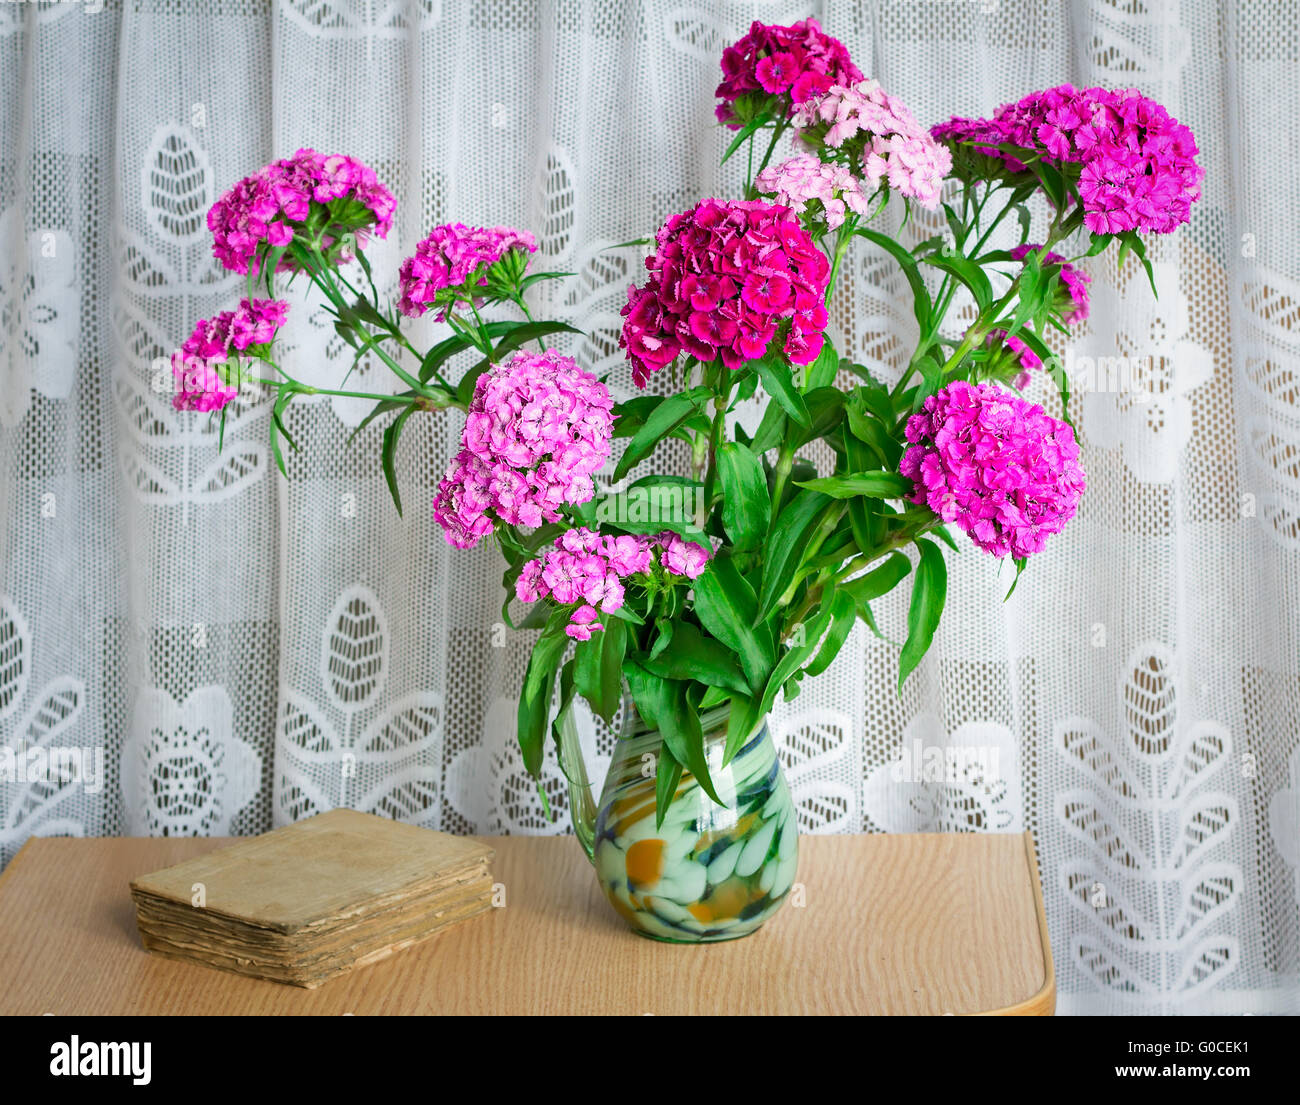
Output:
[[620, 198, 831, 386], [900, 381, 1086, 559], [170, 298, 290, 412], [432, 350, 614, 549], [715, 18, 863, 127], [933, 85, 1203, 234], [515, 528, 711, 640], [754, 154, 871, 231], [1011, 243, 1091, 324], [794, 80, 952, 210], [207, 149, 396, 274], [397, 223, 538, 319]]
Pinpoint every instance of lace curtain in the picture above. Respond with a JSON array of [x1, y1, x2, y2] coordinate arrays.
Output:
[[0, 0, 1296, 1015]]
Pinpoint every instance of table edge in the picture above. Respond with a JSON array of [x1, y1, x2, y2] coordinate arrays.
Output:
[[973, 830, 1055, 1017]]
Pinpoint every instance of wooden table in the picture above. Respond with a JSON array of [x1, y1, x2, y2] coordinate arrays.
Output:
[[0, 831, 1053, 1016]]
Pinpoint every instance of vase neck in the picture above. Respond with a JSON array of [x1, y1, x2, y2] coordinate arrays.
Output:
[[619, 694, 735, 743]]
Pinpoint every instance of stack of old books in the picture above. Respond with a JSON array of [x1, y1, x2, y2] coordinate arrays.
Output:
[[129, 808, 495, 988]]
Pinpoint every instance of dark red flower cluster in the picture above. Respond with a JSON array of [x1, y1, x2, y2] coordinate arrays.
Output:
[[715, 18, 862, 127], [620, 199, 830, 387]]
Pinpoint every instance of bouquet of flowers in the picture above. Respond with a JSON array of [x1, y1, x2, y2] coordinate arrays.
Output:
[[173, 18, 1201, 937]]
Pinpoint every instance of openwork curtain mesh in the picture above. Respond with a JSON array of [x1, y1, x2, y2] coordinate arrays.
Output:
[[0, 0, 1296, 1015]]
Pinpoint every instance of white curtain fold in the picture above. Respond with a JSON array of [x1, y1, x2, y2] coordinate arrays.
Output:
[[0, 0, 1296, 1015]]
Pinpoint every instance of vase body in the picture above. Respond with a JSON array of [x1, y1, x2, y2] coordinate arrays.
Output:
[[580, 700, 798, 943]]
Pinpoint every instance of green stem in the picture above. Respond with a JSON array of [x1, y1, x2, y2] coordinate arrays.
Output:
[[770, 443, 795, 513], [697, 367, 731, 529], [746, 123, 787, 197], [779, 528, 918, 641], [825, 216, 858, 301], [776, 503, 845, 609]]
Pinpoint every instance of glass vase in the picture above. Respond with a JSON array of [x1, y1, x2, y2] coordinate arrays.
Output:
[[560, 694, 798, 943]]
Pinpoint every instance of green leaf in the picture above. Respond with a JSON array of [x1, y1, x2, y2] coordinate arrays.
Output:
[[759, 590, 839, 715], [721, 113, 771, 164], [856, 227, 932, 333], [722, 693, 761, 766], [844, 394, 897, 467], [419, 325, 502, 384], [897, 538, 947, 692], [380, 405, 415, 516], [923, 251, 994, 312], [747, 399, 788, 455], [623, 663, 722, 805], [804, 589, 858, 678], [804, 336, 840, 390], [574, 617, 627, 724], [456, 321, 585, 403], [751, 351, 810, 427], [347, 393, 419, 445], [517, 610, 571, 776], [654, 742, 684, 829], [796, 387, 847, 447], [1027, 159, 1067, 211], [756, 490, 833, 623], [613, 388, 710, 481], [639, 621, 750, 696], [550, 658, 578, 757], [692, 557, 774, 692], [716, 442, 770, 552], [795, 472, 912, 500], [1004, 556, 1027, 602], [841, 551, 912, 607]]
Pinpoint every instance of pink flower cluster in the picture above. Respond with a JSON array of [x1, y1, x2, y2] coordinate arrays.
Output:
[[932, 86, 1203, 234], [620, 199, 831, 386], [433, 350, 614, 549], [900, 381, 1086, 559], [515, 528, 710, 640], [171, 298, 289, 412], [794, 80, 952, 210], [754, 154, 871, 231], [397, 223, 538, 319], [1011, 243, 1091, 324], [715, 18, 863, 127], [207, 149, 396, 274]]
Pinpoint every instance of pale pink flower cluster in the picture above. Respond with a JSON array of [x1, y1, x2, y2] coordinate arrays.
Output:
[[795, 80, 951, 210], [900, 381, 1086, 559], [515, 528, 711, 640], [754, 154, 871, 231], [433, 350, 614, 549], [207, 149, 395, 275], [170, 298, 289, 412], [397, 223, 538, 319]]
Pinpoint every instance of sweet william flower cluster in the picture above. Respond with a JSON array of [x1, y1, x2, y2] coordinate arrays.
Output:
[[901, 383, 1086, 559], [620, 198, 831, 386], [433, 349, 614, 548], [715, 17, 862, 126], [934, 84, 1203, 234], [516, 529, 710, 640], [174, 18, 1201, 813]]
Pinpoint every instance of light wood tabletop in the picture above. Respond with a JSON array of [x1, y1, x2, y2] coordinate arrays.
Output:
[[0, 831, 1053, 1016]]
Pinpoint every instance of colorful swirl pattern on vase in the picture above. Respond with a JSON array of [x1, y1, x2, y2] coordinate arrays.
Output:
[[589, 703, 798, 942]]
